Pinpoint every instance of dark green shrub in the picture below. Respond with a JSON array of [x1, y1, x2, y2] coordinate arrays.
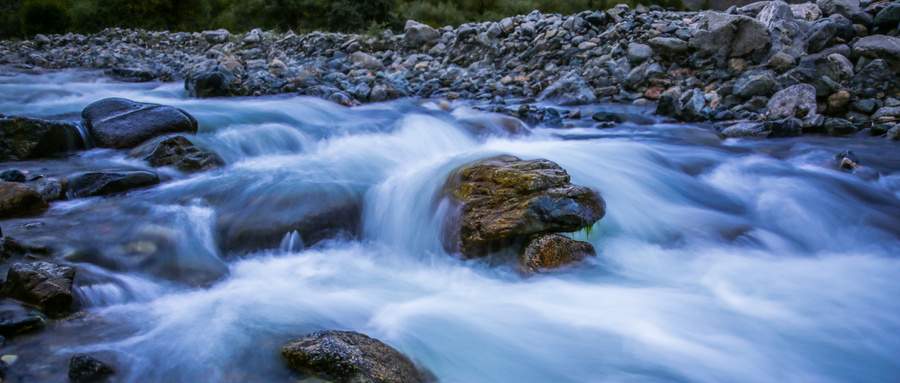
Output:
[[20, 0, 70, 36]]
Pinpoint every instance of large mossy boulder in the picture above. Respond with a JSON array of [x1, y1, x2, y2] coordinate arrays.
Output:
[[82, 98, 198, 149], [0, 115, 82, 161], [282, 330, 428, 383], [442, 155, 604, 259], [0, 261, 76, 318]]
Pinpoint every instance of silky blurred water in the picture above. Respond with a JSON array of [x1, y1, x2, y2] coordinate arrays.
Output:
[[2, 69, 900, 382]]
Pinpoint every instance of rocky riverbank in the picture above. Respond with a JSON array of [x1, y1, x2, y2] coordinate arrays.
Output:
[[1, 0, 898, 139]]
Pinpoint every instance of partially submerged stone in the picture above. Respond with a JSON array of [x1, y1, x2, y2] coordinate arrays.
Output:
[[521, 234, 596, 273], [0, 182, 47, 219], [129, 135, 224, 172], [67, 171, 160, 198], [82, 98, 198, 148], [443, 155, 604, 258], [0, 115, 82, 161], [0, 261, 76, 318], [68, 354, 114, 383], [282, 330, 428, 383]]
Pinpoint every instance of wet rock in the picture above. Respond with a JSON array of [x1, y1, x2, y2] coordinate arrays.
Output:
[[282, 330, 427, 383], [767, 84, 818, 119], [0, 115, 82, 161], [404, 20, 440, 48], [824, 117, 857, 135], [68, 354, 114, 383], [129, 135, 223, 172], [835, 150, 859, 170], [82, 98, 198, 149], [0, 170, 25, 183], [27, 176, 66, 202], [442, 155, 605, 258], [520, 234, 595, 273], [537, 72, 597, 106], [67, 171, 160, 198], [0, 299, 45, 337], [185, 58, 244, 98], [218, 198, 361, 254], [0, 261, 75, 318], [872, 106, 900, 123], [0, 236, 52, 261], [105, 67, 157, 82], [720, 121, 770, 138], [0, 182, 47, 219]]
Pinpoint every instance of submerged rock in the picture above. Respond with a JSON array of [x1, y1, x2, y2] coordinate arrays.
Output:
[[68, 354, 114, 383], [0, 261, 76, 318], [443, 155, 604, 258], [0, 115, 82, 161], [0, 299, 46, 337], [282, 330, 428, 383], [520, 234, 596, 273], [0, 182, 47, 218], [67, 171, 160, 198], [129, 135, 224, 172], [82, 98, 198, 149]]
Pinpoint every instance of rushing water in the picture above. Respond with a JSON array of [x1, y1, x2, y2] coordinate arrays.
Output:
[[1, 68, 899, 382]]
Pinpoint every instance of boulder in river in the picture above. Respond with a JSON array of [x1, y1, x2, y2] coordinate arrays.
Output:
[[0, 115, 82, 161], [521, 234, 596, 273], [443, 155, 605, 258], [1, 261, 76, 318], [82, 98, 198, 149], [0, 182, 47, 219], [68, 354, 114, 383], [67, 171, 160, 198], [281, 330, 428, 383], [129, 135, 224, 172]]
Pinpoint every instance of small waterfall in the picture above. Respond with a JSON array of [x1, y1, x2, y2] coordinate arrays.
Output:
[[279, 230, 304, 253], [73, 120, 94, 149]]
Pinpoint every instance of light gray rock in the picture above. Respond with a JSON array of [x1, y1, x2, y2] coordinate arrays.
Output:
[[626, 42, 653, 63], [537, 72, 597, 106], [767, 83, 818, 119], [404, 20, 440, 48], [734, 70, 777, 98]]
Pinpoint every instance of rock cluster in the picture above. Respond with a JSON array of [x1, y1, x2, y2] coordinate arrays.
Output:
[[0, 98, 222, 219], [443, 155, 604, 271], [2, 1, 897, 138]]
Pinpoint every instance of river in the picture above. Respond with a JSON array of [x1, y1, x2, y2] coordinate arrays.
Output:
[[1, 68, 899, 382]]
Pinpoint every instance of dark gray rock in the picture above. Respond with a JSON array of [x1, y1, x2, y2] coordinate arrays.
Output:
[[853, 35, 900, 68], [0, 182, 47, 219], [874, 3, 900, 30], [0, 170, 25, 183], [404, 20, 440, 48], [67, 171, 160, 198], [734, 70, 777, 98], [129, 136, 223, 172], [185, 58, 244, 98], [282, 330, 428, 383], [0, 299, 46, 337], [1, 261, 76, 318], [68, 354, 114, 383], [82, 98, 198, 149], [0, 115, 82, 161]]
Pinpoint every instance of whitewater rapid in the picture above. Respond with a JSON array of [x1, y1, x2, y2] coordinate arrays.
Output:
[[1, 69, 899, 382]]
